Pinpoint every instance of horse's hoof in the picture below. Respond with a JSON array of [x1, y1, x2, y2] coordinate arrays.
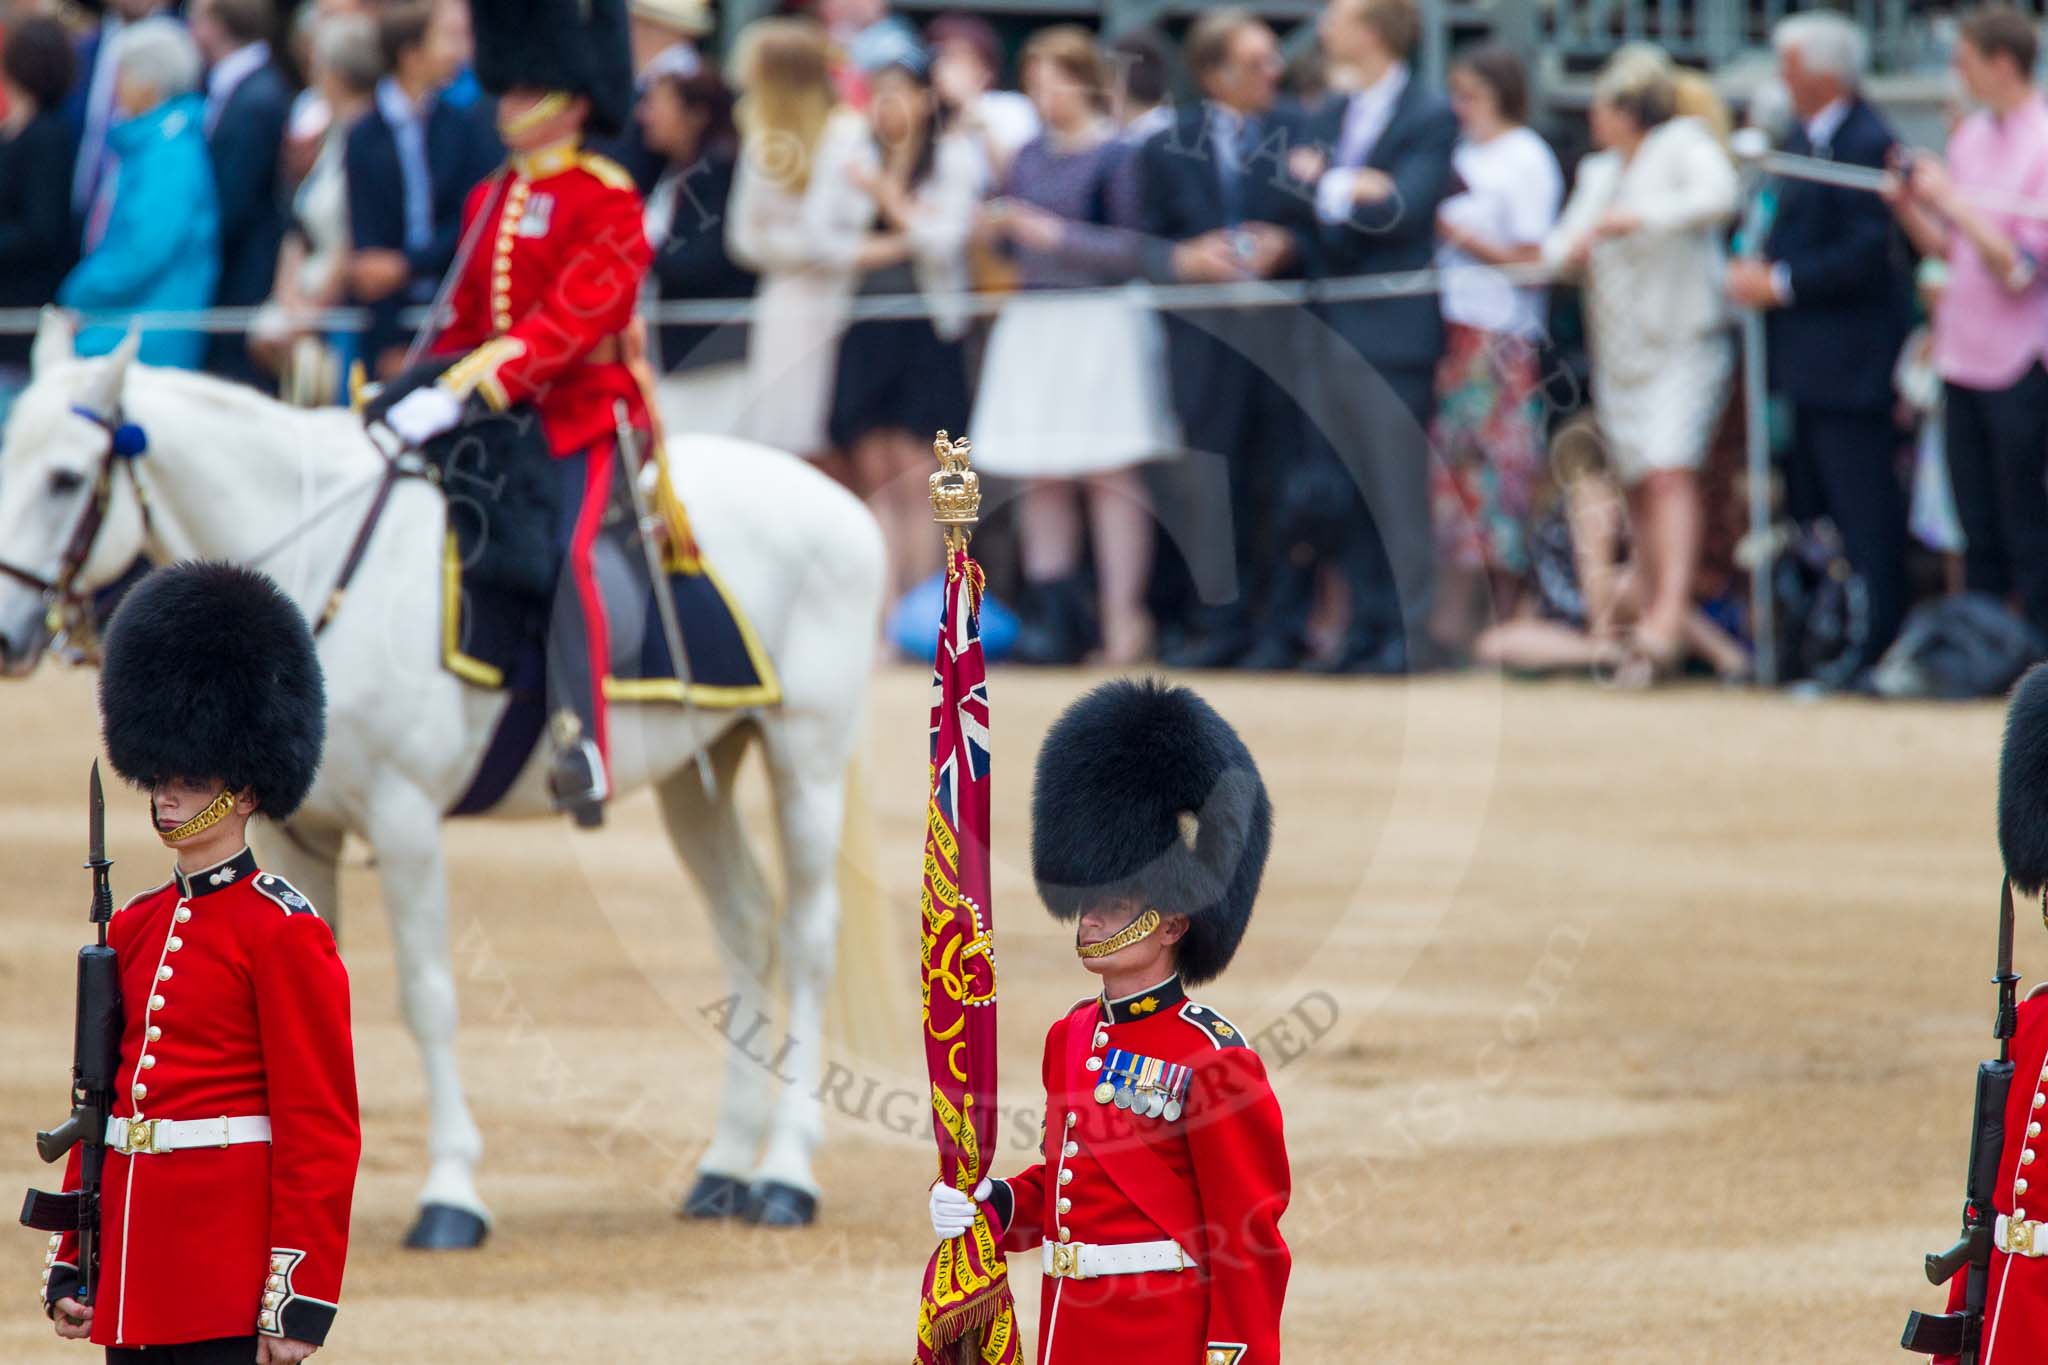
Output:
[[678, 1171, 750, 1220], [744, 1180, 818, 1227], [403, 1203, 491, 1250]]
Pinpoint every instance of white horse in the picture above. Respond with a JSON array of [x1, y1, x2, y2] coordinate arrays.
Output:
[[0, 313, 886, 1244]]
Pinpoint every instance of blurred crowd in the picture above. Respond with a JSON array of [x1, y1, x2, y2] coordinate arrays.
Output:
[[2, 0, 2046, 689]]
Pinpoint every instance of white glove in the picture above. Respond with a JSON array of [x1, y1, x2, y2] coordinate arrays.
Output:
[[929, 1178, 992, 1238], [384, 384, 464, 446]]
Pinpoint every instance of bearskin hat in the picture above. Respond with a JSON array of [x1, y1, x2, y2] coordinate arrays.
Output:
[[472, 0, 636, 137], [2002, 664, 2048, 895], [1031, 679, 1272, 986], [99, 563, 325, 819]]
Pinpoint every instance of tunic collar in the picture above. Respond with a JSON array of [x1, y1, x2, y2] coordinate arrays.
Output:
[[173, 845, 258, 899], [1099, 973, 1186, 1025]]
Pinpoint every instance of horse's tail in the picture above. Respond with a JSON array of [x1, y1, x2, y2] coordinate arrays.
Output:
[[825, 753, 916, 1068]]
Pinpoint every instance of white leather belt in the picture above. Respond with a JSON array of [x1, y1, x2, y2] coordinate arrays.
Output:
[[104, 1115, 272, 1155], [1998, 1214, 2048, 1257], [1042, 1238, 1198, 1280]]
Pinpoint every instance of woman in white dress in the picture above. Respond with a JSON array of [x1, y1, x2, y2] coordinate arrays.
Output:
[[967, 27, 1177, 665], [248, 12, 381, 401], [1542, 44, 1737, 677], [725, 18, 878, 459]]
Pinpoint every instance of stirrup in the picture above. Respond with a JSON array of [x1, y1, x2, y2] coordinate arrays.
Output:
[[546, 713, 608, 828]]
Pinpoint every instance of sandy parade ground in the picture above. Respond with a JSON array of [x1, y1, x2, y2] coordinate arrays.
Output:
[[0, 660, 2019, 1362]]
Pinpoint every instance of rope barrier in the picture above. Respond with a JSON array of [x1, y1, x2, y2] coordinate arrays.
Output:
[[0, 263, 1558, 338]]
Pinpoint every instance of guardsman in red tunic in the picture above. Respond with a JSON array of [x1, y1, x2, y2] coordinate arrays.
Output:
[[36, 563, 359, 1364], [375, 0, 651, 825], [931, 680, 1291, 1365], [1924, 666, 2048, 1365]]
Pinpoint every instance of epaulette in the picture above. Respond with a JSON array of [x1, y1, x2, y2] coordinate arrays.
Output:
[[579, 152, 636, 193], [252, 873, 319, 917], [1177, 1000, 1250, 1050]]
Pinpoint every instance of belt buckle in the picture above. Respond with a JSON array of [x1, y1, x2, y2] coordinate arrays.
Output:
[[2012, 1218, 2037, 1256], [1049, 1243, 1085, 1280], [122, 1119, 158, 1155]]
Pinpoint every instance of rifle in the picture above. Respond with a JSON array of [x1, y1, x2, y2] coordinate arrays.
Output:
[[1901, 879, 2023, 1362], [19, 761, 124, 1308]]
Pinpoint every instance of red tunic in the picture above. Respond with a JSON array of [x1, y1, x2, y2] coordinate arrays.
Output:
[[429, 140, 653, 456], [1933, 989, 2048, 1364], [37, 847, 360, 1348], [988, 976, 1291, 1365]]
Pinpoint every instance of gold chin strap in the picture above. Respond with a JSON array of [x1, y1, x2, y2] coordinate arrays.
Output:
[[1076, 908, 1162, 960], [501, 91, 571, 140], [156, 788, 237, 845]]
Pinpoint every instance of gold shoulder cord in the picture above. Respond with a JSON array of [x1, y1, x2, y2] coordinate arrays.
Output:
[[1076, 908, 1162, 960], [156, 789, 237, 845]]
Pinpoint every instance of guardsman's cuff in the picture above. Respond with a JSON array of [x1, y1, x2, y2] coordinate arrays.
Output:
[[436, 336, 528, 414], [258, 1248, 337, 1345], [40, 1234, 78, 1315], [983, 1178, 1014, 1237]]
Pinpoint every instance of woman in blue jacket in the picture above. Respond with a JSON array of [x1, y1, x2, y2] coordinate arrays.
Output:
[[59, 16, 220, 370]]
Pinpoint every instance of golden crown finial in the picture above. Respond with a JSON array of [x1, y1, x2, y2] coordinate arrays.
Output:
[[929, 430, 980, 549]]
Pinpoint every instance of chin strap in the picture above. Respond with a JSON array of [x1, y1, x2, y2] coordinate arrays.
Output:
[[1076, 908, 1162, 960], [155, 788, 238, 846]]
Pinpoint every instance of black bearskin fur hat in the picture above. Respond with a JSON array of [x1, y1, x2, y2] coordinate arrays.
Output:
[[2002, 664, 2048, 895], [471, 0, 636, 136], [99, 562, 325, 819], [1031, 679, 1271, 986]]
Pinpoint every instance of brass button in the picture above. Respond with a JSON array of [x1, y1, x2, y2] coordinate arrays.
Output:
[[1063, 1141, 1077, 1158], [157, 965, 172, 982], [1057, 1225, 1070, 1240], [1093, 1031, 1108, 1047], [140, 1054, 155, 1069], [1085, 1058, 1102, 1072], [149, 994, 165, 1011], [2027, 1150, 2039, 1166], [1058, 1169, 1072, 1186], [1065, 1112, 1077, 1128], [167, 937, 182, 952], [175, 907, 191, 923], [267, 1275, 283, 1290], [131, 1083, 146, 1101], [147, 1026, 160, 1042], [1056, 1197, 1071, 1214], [2020, 1178, 2031, 1196]]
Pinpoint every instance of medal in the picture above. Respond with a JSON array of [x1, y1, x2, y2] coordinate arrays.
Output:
[[1114, 1084, 1134, 1109], [1094, 1081, 1114, 1105], [1145, 1089, 1166, 1118], [1163, 1098, 1182, 1122]]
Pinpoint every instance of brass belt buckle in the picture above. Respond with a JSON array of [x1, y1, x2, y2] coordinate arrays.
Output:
[[2012, 1218, 2037, 1256], [1049, 1243, 1084, 1280], [123, 1119, 157, 1155]]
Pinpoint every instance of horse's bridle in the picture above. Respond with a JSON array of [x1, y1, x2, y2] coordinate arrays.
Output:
[[0, 404, 153, 651]]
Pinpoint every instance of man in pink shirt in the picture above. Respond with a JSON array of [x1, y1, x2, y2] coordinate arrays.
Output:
[[1888, 4, 2048, 639]]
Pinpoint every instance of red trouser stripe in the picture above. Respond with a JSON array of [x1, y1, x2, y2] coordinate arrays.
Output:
[[570, 445, 614, 778]]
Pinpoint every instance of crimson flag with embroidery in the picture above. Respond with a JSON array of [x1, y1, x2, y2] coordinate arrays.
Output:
[[914, 546, 1018, 1365]]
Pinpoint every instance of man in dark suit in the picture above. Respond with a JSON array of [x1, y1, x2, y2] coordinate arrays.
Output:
[[346, 0, 501, 377], [193, 0, 291, 385], [1138, 7, 1318, 669], [1729, 11, 1912, 677], [1273, 0, 1458, 673]]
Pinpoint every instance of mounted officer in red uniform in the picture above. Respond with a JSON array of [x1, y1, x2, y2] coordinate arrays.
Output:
[[373, 0, 652, 826], [35, 562, 359, 1365], [931, 679, 1292, 1365]]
